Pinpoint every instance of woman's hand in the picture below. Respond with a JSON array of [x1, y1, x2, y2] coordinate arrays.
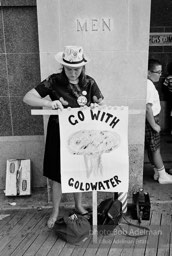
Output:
[[51, 97, 68, 110], [93, 96, 104, 106], [90, 103, 99, 108], [51, 100, 64, 110]]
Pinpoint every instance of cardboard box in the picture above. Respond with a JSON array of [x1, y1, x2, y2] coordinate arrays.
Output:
[[5, 159, 31, 196]]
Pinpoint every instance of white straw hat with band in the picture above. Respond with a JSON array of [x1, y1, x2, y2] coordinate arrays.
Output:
[[55, 46, 90, 67]]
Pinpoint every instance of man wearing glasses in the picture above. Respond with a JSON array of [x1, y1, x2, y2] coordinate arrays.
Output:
[[145, 58, 172, 184]]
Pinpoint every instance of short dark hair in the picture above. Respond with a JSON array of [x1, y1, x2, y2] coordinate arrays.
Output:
[[148, 59, 162, 71]]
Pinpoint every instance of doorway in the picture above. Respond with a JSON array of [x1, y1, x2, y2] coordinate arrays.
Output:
[[143, 132, 172, 201], [143, 0, 172, 201]]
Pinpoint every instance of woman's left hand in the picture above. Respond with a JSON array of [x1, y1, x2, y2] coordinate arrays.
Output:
[[93, 96, 104, 105], [92, 96, 105, 106]]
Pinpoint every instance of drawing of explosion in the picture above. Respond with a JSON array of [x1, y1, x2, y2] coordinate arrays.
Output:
[[68, 130, 120, 178]]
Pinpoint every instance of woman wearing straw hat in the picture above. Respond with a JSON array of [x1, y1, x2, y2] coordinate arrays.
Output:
[[23, 46, 104, 228]]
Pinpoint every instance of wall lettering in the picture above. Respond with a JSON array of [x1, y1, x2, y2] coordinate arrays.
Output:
[[76, 18, 111, 32]]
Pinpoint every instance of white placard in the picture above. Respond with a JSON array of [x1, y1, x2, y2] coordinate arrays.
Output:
[[59, 106, 129, 193]]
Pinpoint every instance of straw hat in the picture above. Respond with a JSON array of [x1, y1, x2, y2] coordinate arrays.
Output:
[[55, 46, 89, 67]]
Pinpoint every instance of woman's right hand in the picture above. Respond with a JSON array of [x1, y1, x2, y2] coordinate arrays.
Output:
[[51, 100, 64, 110], [23, 89, 68, 110]]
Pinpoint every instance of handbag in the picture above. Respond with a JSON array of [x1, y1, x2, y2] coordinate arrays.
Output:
[[97, 197, 150, 237], [97, 198, 122, 232], [54, 213, 91, 245]]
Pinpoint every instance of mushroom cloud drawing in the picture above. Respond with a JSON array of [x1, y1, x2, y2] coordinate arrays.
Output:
[[68, 130, 121, 178]]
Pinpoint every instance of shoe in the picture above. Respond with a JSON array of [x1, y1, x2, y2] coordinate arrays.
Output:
[[153, 171, 159, 181], [158, 172, 172, 184]]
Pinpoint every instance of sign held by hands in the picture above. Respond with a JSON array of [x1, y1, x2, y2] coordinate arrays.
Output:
[[59, 106, 129, 193]]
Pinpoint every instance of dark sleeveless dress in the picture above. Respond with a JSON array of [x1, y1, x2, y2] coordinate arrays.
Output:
[[35, 73, 104, 183]]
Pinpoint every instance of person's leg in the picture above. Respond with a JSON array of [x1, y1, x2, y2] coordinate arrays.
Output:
[[152, 148, 172, 184], [151, 148, 164, 169], [147, 150, 159, 180], [47, 181, 62, 228], [73, 193, 88, 214], [145, 121, 160, 180]]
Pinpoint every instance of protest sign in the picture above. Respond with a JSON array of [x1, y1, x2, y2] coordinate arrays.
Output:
[[59, 106, 129, 193]]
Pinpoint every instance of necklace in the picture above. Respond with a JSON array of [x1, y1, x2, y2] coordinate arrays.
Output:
[[68, 83, 87, 106]]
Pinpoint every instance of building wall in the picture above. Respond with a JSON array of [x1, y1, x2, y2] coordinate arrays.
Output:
[[0, 0, 151, 193], [36, 0, 151, 195], [0, 0, 171, 192], [0, 0, 46, 188]]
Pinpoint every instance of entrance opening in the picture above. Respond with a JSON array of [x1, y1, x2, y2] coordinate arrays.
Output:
[[143, 0, 172, 201], [143, 128, 172, 201]]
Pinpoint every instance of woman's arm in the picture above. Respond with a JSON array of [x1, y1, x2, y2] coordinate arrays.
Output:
[[23, 89, 64, 110], [23, 89, 51, 107]]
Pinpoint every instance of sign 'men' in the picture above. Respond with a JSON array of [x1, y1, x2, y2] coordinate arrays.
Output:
[[76, 18, 111, 32]]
